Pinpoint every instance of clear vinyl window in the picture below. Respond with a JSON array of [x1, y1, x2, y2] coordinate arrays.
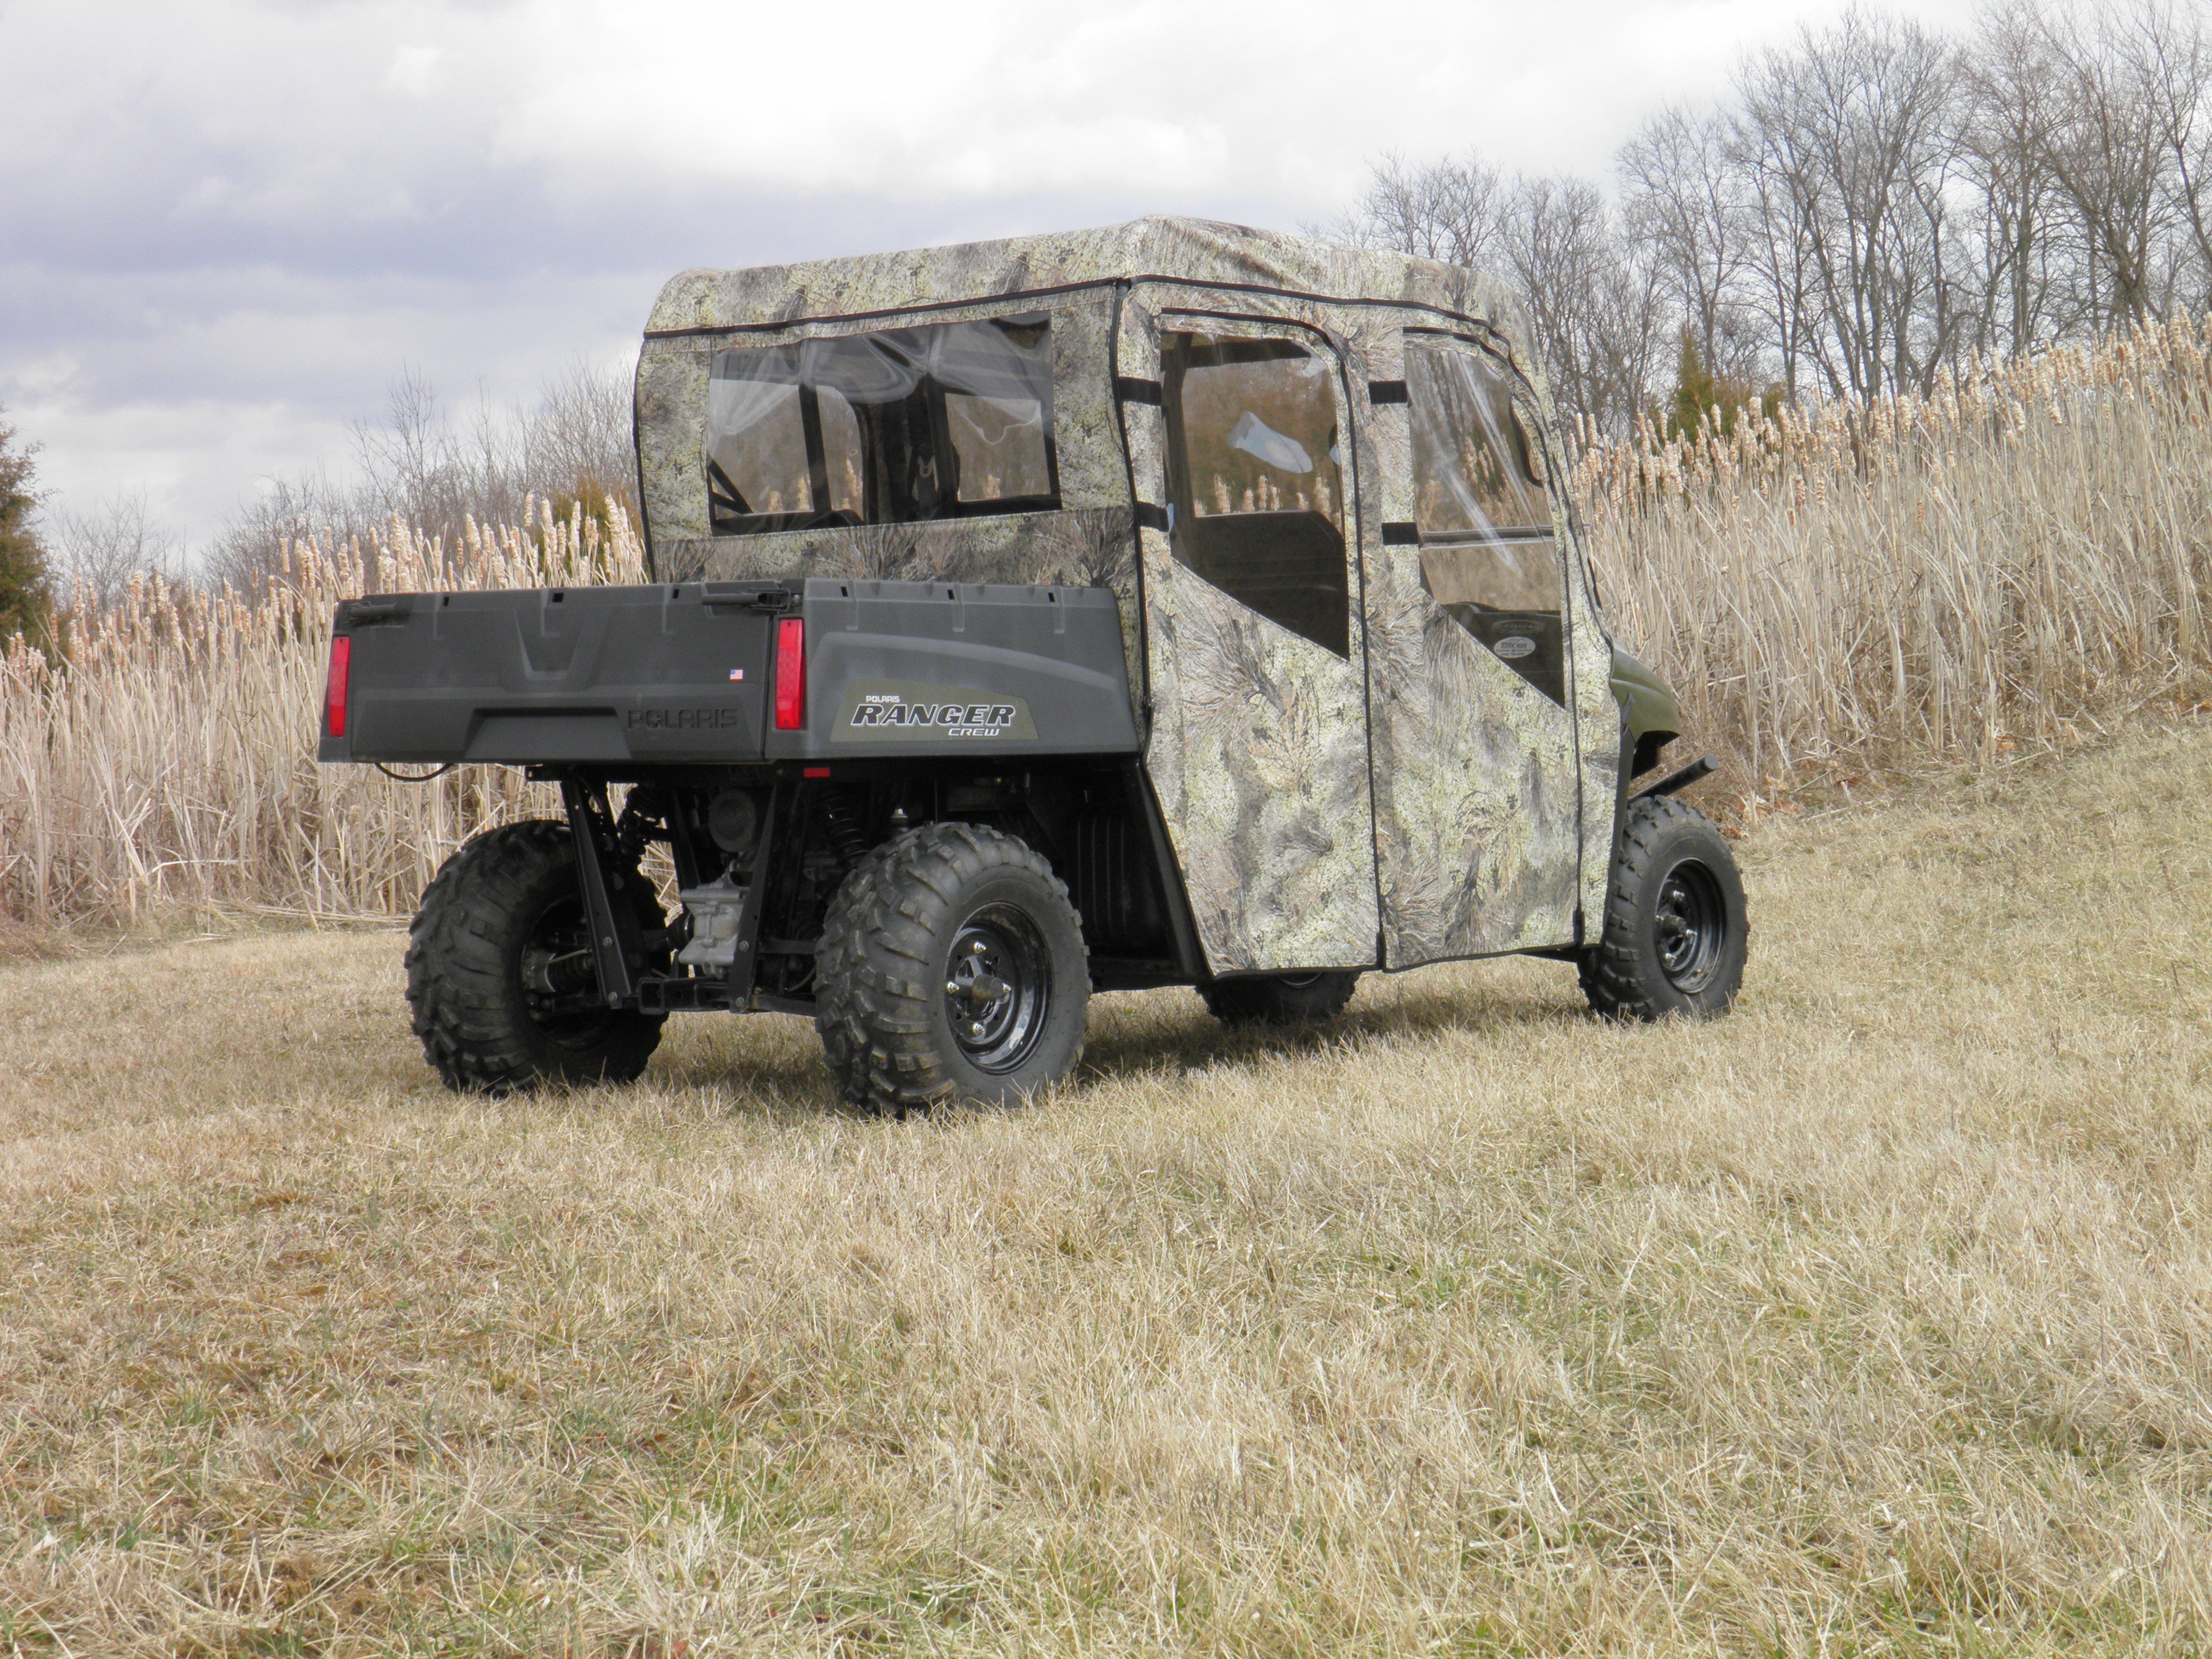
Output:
[[1404, 339, 1567, 703], [706, 314, 1059, 533], [1161, 331, 1351, 659]]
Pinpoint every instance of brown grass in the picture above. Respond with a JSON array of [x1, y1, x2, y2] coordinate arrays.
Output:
[[1575, 315, 2212, 786], [0, 506, 645, 937], [2, 716, 2206, 1655]]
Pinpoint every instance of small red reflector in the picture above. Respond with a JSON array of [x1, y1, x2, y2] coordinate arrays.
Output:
[[773, 616, 806, 730], [324, 635, 352, 738], [804, 767, 831, 778]]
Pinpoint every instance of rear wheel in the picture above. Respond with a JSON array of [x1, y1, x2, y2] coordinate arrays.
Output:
[[1198, 970, 1361, 1028], [1579, 794, 1747, 1020], [406, 820, 668, 1092], [816, 823, 1089, 1114]]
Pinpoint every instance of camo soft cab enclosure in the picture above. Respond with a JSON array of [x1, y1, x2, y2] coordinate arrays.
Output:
[[635, 218, 1620, 978]]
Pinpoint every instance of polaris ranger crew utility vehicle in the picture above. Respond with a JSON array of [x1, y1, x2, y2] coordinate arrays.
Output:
[[319, 218, 1746, 1112]]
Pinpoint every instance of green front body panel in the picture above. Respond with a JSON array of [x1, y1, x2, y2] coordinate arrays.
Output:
[[1609, 648, 1681, 743]]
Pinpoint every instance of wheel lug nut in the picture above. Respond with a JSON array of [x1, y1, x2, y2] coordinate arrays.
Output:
[[969, 1021, 985, 1037], [946, 980, 960, 994]]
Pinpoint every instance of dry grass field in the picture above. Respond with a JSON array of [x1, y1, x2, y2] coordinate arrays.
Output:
[[2, 716, 2206, 1656]]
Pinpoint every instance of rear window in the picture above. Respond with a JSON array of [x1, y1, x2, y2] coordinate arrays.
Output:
[[706, 314, 1059, 534]]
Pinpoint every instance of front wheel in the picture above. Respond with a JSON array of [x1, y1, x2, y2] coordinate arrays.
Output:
[[406, 820, 668, 1092], [815, 823, 1089, 1114], [1579, 794, 1748, 1020]]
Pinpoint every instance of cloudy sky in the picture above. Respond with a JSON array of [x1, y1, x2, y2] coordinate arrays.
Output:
[[1, 0, 1983, 550]]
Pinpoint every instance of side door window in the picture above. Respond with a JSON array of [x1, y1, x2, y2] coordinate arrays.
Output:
[[1160, 331, 1351, 659], [1403, 340, 1567, 703]]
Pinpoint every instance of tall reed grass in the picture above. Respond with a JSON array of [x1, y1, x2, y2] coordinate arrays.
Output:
[[0, 505, 644, 934], [4, 317, 2210, 935], [1572, 313, 2212, 781]]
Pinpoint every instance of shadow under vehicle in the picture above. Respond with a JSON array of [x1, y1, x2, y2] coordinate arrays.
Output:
[[318, 218, 1746, 1111]]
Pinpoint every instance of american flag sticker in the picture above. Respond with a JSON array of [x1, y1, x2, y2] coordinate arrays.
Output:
[[729, 669, 744, 680]]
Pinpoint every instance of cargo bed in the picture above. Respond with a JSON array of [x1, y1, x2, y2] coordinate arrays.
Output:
[[319, 578, 1140, 767]]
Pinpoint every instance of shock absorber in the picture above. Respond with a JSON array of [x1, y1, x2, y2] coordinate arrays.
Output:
[[821, 789, 870, 867]]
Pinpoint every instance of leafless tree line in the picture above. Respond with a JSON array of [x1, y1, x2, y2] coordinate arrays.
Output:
[[1338, 1, 2212, 432], [46, 358, 636, 603]]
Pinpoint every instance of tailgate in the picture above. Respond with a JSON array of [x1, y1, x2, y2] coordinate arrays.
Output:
[[778, 578, 1139, 760], [318, 582, 788, 766]]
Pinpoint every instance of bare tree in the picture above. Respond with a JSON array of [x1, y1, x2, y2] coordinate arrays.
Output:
[[1735, 11, 1968, 400], [1335, 151, 1508, 268], [1728, 111, 1825, 400], [1501, 176, 1668, 434], [47, 491, 186, 609], [204, 357, 639, 592], [2035, 1, 2180, 324], [1341, 3, 2212, 423], [1335, 150, 1665, 432], [200, 470, 359, 595], [527, 357, 638, 502], [1959, 1, 2085, 360], [2129, 0, 2212, 306], [1620, 106, 1758, 377]]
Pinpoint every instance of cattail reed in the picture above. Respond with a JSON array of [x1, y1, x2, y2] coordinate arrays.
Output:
[[1572, 313, 2212, 780], [1, 505, 645, 932]]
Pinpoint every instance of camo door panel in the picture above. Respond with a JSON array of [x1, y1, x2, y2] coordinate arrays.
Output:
[[1117, 299, 1379, 973], [1360, 327, 1588, 966]]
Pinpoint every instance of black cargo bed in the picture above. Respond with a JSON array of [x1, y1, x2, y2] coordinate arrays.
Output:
[[319, 578, 1138, 767]]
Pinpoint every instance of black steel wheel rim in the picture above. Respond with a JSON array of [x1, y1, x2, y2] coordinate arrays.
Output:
[[1653, 857, 1727, 994], [944, 902, 1051, 1075], [518, 895, 616, 1047]]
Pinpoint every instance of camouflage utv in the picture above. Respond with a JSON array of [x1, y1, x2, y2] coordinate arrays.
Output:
[[322, 217, 1745, 1110]]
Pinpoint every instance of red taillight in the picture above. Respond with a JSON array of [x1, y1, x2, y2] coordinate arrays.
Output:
[[773, 616, 805, 730], [324, 635, 352, 738]]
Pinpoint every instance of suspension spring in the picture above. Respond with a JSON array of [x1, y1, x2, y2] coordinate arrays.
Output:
[[821, 790, 870, 867]]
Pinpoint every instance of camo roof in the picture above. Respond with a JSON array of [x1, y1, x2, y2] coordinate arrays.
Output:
[[643, 216, 1526, 354]]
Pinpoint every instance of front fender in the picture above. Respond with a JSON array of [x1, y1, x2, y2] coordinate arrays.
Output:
[[1610, 648, 1681, 778]]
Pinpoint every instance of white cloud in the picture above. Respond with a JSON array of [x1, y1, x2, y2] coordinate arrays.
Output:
[[484, 0, 1987, 200], [387, 45, 446, 98], [0, 0, 1991, 547], [4, 352, 82, 400]]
